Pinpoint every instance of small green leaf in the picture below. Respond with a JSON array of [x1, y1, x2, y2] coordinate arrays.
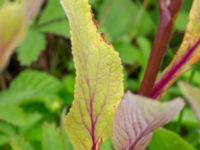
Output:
[[17, 30, 46, 65], [149, 128, 196, 150], [10, 136, 34, 150], [42, 123, 65, 150], [37, 0, 70, 37], [38, 19, 70, 38], [38, 0, 66, 24]]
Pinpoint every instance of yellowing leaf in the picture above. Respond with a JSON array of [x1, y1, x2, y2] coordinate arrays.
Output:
[[169, 0, 200, 68], [151, 0, 200, 99], [0, 2, 27, 72], [179, 82, 200, 123], [60, 0, 123, 149], [0, 0, 43, 72], [113, 92, 185, 150]]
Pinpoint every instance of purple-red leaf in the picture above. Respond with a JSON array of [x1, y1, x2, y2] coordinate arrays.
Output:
[[113, 92, 185, 150]]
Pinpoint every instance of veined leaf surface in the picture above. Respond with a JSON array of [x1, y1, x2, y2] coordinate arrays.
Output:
[[113, 92, 184, 150], [151, 0, 200, 98], [179, 82, 200, 123], [60, 0, 123, 149]]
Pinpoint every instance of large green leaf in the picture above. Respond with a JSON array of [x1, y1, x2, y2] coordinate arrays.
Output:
[[98, 0, 154, 42], [149, 128, 196, 150], [114, 42, 140, 65], [0, 70, 62, 110], [9, 69, 61, 93], [98, 0, 138, 42]]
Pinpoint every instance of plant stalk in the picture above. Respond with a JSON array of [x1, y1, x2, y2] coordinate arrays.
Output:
[[139, 0, 182, 97]]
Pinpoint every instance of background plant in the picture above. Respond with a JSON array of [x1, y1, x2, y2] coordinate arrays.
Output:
[[0, 0, 200, 150]]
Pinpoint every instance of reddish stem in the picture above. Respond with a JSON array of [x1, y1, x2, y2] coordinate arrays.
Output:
[[151, 39, 200, 98], [139, 0, 182, 97]]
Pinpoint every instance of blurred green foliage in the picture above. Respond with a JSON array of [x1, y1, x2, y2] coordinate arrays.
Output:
[[149, 128, 196, 150], [0, 0, 200, 150]]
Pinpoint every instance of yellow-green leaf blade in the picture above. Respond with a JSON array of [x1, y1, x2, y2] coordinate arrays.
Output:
[[0, 2, 27, 71], [169, 0, 200, 65], [0, 0, 43, 72], [60, 0, 124, 149]]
